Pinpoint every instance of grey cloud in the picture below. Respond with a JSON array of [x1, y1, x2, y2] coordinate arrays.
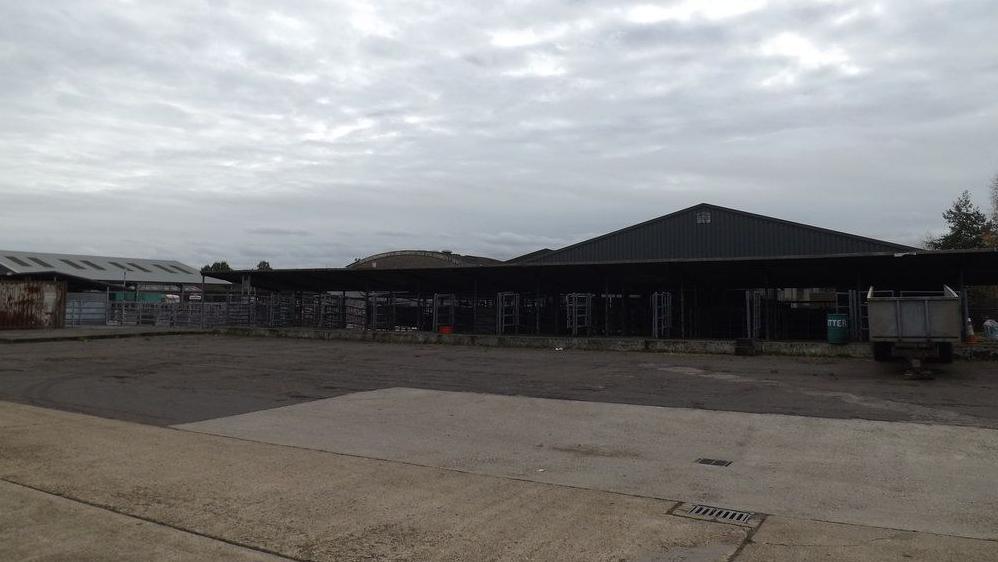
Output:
[[1, 0, 997, 268], [245, 227, 312, 236]]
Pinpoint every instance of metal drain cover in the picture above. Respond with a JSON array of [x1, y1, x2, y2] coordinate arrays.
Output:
[[684, 504, 754, 525], [695, 457, 732, 467]]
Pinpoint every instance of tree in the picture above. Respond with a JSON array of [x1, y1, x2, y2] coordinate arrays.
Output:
[[990, 173, 998, 224], [256, 260, 273, 271], [200, 261, 232, 275], [926, 191, 996, 250]]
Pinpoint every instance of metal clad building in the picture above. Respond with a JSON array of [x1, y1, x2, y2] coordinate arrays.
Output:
[[0, 280, 67, 329], [0, 250, 226, 287], [348, 250, 501, 270], [521, 204, 914, 264], [207, 202, 998, 341]]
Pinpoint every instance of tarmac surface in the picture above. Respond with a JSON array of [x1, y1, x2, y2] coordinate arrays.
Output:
[[1, 335, 997, 427], [3, 333, 998, 560]]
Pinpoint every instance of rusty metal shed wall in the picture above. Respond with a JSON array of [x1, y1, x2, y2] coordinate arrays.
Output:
[[0, 280, 67, 330]]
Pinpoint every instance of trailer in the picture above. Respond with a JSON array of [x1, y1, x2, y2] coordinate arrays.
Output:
[[867, 286, 962, 364]]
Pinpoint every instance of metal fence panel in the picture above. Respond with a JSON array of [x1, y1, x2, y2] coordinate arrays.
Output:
[[66, 293, 108, 326], [101, 293, 365, 330]]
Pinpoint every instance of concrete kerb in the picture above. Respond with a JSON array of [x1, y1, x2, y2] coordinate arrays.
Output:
[[215, 327, 879, 358], [0, 328, 213, 344], [6, 325, 992, 359], [959, 341, 998, 360]]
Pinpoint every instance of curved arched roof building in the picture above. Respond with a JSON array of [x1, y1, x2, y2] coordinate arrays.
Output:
[[347, 250, 501, 270]]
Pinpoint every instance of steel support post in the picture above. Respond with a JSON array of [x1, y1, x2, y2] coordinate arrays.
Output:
[[960, 269, 969, 339], [472, 281, 478, 335]]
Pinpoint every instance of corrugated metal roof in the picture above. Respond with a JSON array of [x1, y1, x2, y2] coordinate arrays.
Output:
[[506, 248, 554, 263], [0, 250, 227, 285], [521, 203, 916, 264], [211, 248, 998, 292]]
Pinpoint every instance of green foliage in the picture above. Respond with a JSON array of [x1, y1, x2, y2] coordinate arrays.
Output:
[[990, 173, 998, 224], [200, 261, 232, 275], [926, 190, 997, 250], [256, 260, 273, 271]]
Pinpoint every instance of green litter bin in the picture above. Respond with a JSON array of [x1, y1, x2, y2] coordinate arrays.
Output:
[[827, 313, 849, 344]]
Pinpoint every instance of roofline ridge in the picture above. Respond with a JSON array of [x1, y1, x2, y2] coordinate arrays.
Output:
[[532, 203, 914, 262]]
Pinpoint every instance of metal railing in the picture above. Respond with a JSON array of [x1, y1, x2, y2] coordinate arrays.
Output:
[[100, 293, 364, 329]]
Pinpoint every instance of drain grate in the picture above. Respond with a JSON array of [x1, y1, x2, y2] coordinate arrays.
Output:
[[695, 458, 732, 467], [688, 504, 754, 524]]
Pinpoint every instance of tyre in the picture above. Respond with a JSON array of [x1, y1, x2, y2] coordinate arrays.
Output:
[[938, 343, 954, 364], [873, 342, 892, 362]]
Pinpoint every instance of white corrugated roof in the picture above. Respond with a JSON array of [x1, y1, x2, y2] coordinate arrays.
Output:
[[0, 250, 228, 285]]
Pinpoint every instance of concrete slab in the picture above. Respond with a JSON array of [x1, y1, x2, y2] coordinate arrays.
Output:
[[178, 388, 998, 540], [0, 401, 747, 561], [0, 399, 71, 429], [0, 480, 286, 561], [738, 516, 998, 561]]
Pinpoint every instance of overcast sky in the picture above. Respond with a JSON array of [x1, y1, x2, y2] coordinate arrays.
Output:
[[2, 0, 997, 268]]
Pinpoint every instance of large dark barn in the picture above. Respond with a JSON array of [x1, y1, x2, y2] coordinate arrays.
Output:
[[214, 204, 998, 342]]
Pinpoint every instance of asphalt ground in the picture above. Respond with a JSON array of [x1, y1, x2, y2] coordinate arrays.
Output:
[[0, 334, 996, 428], [3, 334, 998, 560]]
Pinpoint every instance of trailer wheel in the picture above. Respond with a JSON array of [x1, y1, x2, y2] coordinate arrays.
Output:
[[873, 342, 892, 362], [938, 343, 954, 364]]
